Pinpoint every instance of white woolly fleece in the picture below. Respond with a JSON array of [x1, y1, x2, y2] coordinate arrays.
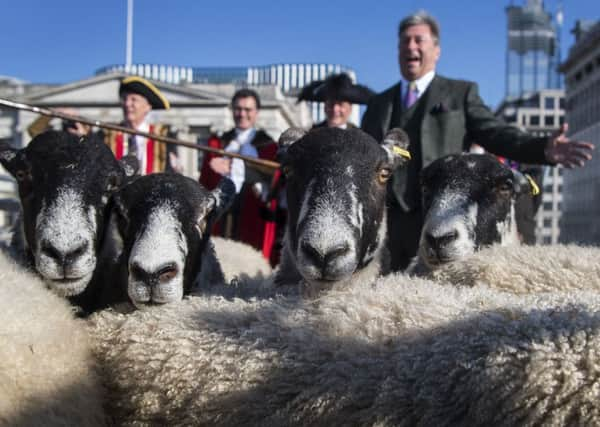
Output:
[[0, 251, 105, 426], [89, 262, 600, 426], [211, 236, 272, 284], [431, 243, 600, 294]]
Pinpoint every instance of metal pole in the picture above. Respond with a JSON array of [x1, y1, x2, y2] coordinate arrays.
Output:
[[126, 0, 133, 69], [0, 97, 280, 171]]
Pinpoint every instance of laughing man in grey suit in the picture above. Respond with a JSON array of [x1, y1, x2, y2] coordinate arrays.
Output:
[[361, 11, 594, 271]]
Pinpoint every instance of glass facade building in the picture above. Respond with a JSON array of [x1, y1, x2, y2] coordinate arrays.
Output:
[[506, 0, 562, 99]]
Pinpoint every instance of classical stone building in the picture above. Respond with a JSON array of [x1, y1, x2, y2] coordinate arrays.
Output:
[[0, 72, 310, 225]]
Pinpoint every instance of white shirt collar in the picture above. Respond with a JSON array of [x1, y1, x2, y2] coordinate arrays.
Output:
[[403, 70, 436, 99], [235, 127, 256, 145], [138, 120, 150, 133]]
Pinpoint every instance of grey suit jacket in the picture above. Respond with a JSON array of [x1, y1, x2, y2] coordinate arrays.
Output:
[[361, 75, 549, 210]]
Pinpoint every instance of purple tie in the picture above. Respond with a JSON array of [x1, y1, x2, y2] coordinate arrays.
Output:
[[404, 81, 418, 108]]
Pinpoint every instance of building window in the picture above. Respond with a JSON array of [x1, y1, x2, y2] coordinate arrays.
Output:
[[559, 97, 565, 109], [543, 202, 552, 210], [545, 97, 555, 109], [530, 115, 540, 126], [543, 218, 552, 227], [544, 236, 552, 244], [544, 116, 554, 126], [559, 115, 565, 126]]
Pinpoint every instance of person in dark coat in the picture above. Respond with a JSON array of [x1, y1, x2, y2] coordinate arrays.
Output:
[[361, 11, 594, 271], [298, 73, 374, 129]]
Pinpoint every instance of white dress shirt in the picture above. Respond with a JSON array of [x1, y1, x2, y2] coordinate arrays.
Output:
[[225, 128, 258, 194], [402, 70, 436, 103]]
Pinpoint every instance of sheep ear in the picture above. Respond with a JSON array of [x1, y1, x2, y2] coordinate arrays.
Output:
[[277, 127, 307, 162], [512, 169, 540, 197], [195, 178, 236, 235], [119, 154, 139, 177], [104, 210, 125, 258], [381, 128, 411, 169], [0, 142, 21, 177]]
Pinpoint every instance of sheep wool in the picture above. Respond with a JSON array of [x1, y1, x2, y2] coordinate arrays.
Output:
[[0, 252, 106, 427], [431, 244, 600, 294], [211, 236, 272, 284], [89, 273, 600, 426]]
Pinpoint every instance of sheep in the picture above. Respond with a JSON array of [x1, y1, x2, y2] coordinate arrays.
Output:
[[106, 173, 235, 309], [88, 272, 600, 426], [211, 236, 272, 281], [430, 243, 600, 294], [0, 130, 137, 313], [408, 153, 536, 275], [0, 251, 106, 427], [274, 127, 411, 296]]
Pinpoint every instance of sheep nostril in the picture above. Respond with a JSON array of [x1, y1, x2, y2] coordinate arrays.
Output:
[[301, 242, 326, 266], [324, 243, 350, 264], [130, 262, 149, 284], [426, 230, 459, 251], [157, 264, 178, 284], [40, 240, 63, 262], [64, 242, 88, 265]]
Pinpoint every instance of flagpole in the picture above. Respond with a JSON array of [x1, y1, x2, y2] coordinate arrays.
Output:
[[126, 0, 133, 69]]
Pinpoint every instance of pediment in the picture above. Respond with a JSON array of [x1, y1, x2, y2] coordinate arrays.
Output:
[[22, 73, 228, 106]]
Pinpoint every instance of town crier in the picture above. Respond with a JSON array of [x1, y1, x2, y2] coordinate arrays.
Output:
[[104, 76, 181, 174]]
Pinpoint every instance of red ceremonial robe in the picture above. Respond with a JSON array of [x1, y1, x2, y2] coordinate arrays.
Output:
[[199, 129, 281, 263]]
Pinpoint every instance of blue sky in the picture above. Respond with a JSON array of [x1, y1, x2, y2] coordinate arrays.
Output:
[[2, 0, 599, 108]]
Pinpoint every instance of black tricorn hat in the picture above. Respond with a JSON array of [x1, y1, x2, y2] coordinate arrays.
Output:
[[297, 73, 375, 105], [119, 76, 170, 110]]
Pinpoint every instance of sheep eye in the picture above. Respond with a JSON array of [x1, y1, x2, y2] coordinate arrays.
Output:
[[15, 170, 28, 181], [377, 168, 392, 184]]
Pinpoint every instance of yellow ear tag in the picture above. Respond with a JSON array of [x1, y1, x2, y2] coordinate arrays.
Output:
[[524, 174, 540, 196], [392, 146, 411, 160]]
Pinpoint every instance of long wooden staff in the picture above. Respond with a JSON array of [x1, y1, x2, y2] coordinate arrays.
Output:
[[0, 97, 281, 172]]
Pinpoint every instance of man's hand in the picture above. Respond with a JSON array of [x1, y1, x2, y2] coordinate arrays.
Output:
[[209, 156, 231, 176], [55, 108, 91, 137], [544, 123, 594, 168]]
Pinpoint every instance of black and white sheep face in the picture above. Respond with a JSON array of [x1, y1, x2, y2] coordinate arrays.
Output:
[[279, 127, 409, 289], [418, 153, 525, 268], [0, 131, 130, 296], [110, 174, 234, 309]]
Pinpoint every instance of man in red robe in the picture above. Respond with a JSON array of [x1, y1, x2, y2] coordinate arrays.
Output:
[[104, 76, 181, 175], [200, 89, 282, 263]]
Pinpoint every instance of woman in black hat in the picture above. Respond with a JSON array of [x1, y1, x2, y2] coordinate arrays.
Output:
[[297, 73, 375, 129]]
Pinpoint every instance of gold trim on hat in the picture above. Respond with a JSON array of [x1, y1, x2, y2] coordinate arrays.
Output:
[[121, 76, 171, 110]]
